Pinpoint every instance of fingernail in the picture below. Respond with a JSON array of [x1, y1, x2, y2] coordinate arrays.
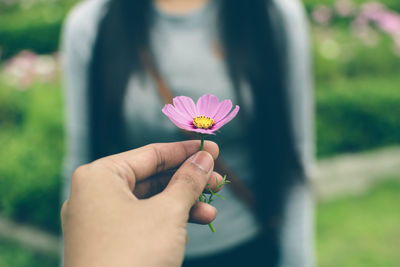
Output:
[[191, 151, 213, 173]]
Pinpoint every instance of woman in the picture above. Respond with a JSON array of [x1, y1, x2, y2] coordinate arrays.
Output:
[[62, 0, 314, 266]]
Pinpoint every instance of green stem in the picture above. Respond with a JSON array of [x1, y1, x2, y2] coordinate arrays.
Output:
[[208, 222, 216, 233]]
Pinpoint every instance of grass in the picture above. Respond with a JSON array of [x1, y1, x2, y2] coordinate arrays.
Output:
[[317, 178, 400, 267]]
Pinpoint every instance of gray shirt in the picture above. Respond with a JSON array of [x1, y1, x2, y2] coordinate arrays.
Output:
[[62, 0, 315, 265]]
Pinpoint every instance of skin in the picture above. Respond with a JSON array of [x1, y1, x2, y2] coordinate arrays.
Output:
[[154, 0, 210, 15], [61, 141, 222, 267]]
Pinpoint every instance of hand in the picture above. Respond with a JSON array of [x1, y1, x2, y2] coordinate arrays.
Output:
[[61, 141, 220, 267]]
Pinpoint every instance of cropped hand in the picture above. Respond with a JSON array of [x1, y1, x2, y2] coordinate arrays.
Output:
[[61, 141, 220, 267]]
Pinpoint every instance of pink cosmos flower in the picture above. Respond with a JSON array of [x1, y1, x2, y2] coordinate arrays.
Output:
[[162, 94, 240, 135]]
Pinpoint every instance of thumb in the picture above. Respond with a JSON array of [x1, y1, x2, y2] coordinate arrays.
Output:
[[160, 151, 214, 211]]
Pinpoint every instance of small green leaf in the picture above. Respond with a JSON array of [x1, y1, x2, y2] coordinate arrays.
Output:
[[216, 194, 224, 200]]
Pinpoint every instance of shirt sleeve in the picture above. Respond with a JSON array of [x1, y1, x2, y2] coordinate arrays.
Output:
[[272, 0, 316, 266], [61, 0, 107, 200]]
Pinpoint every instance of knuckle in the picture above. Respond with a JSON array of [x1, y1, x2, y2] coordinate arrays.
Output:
[[70, 164, 92, 188], [71, 165, 86, 182], [146, 144, 166, 173], [72, 165, 86, 177]]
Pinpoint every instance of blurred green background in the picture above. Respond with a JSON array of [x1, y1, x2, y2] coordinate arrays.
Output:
[[0, 0, 399, 266]]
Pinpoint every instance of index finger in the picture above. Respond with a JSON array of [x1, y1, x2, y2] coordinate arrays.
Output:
[[105, 140, 219, 189]]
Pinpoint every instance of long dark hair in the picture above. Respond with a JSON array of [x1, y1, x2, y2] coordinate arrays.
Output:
[[89, 0, 304, 260]]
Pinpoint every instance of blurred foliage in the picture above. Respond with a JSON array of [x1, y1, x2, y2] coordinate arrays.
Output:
[[0, 72, 64, 234], [0, 240, 58, 267], [317, 178, 400, 266], [313, 28, 400, 83], [0, 0, 77, 59], [308, 0, 400, 156], [316, 75, 400, 156]]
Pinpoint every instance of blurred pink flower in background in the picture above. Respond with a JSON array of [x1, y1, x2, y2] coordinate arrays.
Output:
[[375, 12, 400, 35], [354, 2, 400, 53], [335, 0, 356, 17], [359, 2, 400, 35], [351, 17, 380, 47], [2, 50, 59, 90], [360, 2, 386, 20], [311, 0, 400, 56], [312, 5, 333, 25]]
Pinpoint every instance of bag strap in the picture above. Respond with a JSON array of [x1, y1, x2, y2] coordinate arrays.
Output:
[[140, 50, 256, 210]]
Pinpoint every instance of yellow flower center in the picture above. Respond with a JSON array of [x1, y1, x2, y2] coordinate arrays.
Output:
[[193, 116, 214, 129]]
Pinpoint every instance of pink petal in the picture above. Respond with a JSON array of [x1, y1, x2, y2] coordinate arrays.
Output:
[[196, 94, 220, 117], [212, 105, 240, 131], [190, 128, 216, 135], [162, 107, 215, 135], [162, 106, 193, 131], [212, 99, 233, 122], [173, 96, 197, 119], [162, 104, 192, 124]]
